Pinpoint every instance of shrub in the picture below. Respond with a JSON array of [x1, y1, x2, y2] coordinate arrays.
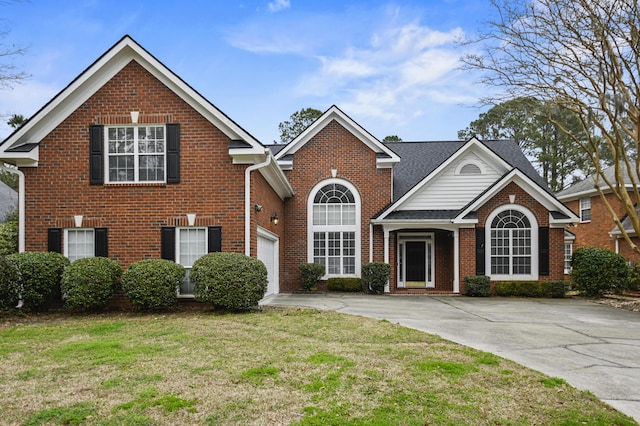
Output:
[[362, 262, 391, 294], [494, 281, 551, 298], [327, 277, 362, 292], [192, 252, 267, 311], [0, 255, 20, 310], [0, 216, 18, 256], [7, 251, 70, 311], [299, 263, 325, 291], [464, 275, 490, 297], [121, 259, 185, 310], [571, 247, 629, 297], [628, 263, 640, 292], [62, 257, 122, 311], [549, 280, 569, 298]]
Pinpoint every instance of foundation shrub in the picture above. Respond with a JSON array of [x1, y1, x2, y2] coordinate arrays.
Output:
[[362, 262, 391, 294], [121, 259, 185, 310], [299, 263, 325, 291], [7, 251, 70, 311], [327, 277, 363, 292], [494, 281, 551, 297], [549, 280, 569, 298], [191, 252, 267, 311], [61, 257, 122, 311], [0, 255, 20, 310], [464, 275, 490, 297], [571, 247, 629, 297], [628, 263, 640, 292]]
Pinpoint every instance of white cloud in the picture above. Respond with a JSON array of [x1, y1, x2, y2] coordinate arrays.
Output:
[[0, 81, 59, 139], [268, 0, 290, 13]]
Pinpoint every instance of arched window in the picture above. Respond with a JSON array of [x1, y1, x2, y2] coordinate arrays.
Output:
[[490, 209, 533, 276], [309, 181, 360, 276]]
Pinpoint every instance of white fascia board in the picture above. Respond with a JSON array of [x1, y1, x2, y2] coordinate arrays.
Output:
[[454, 169, 578, 224], [258, 161, 295, 199], [275, 106, 400, 165], [0, 148, 39, 167]]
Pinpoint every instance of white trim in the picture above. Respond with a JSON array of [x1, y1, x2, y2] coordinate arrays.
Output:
[[245, 151, 272, 256], [455, 159, 486, 175], [579, 196, 592, 223], [64, 228, 95, 262], [275, 106, 400, 169], [397, 232, 435, 289], [486, 205, 539, 281], [307, 178, 362, 278]]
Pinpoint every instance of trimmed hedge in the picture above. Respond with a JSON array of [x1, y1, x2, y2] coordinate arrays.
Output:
[[192, 252, 267, 311], [121, 259, 185, 310], [299, 263, 325, 291], [327, 277, 362, 292], [7, 251, 70, 312], [571, 247, 629, 297], [0, 255, 20, 310], [495, 281, 549, 298], [362, 262, 391, 294], [549, 280, 569, 298], [62, 257, 122, 311], [464, 275, 491, 297]]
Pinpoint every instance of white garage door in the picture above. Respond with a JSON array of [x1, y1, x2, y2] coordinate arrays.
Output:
[[257, 228, 279, 297]]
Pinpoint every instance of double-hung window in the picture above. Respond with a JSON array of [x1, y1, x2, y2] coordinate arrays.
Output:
[[580, 197, 591, 222], [106, 125, 165, 183], [177, 228, 208, 296], [65, 229, 95, 262]]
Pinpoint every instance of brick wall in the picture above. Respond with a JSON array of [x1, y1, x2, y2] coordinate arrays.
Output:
[[280, 120, 392, 292], [21, 60, 283, 268]]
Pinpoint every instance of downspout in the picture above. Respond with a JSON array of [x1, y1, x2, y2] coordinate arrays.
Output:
[[245, 150, 272, 256], [0, 164, 25, 252]]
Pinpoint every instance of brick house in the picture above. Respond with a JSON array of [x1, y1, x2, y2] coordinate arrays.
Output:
[[0, 36, 577, 297], [556, 163, 640, 266]]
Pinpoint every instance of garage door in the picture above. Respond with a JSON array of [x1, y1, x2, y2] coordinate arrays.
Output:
[[257, 228, 279, 297]]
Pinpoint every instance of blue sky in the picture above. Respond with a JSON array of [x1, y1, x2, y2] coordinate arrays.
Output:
[[0, 0, 495, 143]]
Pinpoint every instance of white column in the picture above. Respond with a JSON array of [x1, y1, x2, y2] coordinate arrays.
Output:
[[384, 228, 390, 293], [453, 228, 460, 293]]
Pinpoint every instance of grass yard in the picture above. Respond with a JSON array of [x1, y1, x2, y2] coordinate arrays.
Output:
[[0, 307, 636, 426]]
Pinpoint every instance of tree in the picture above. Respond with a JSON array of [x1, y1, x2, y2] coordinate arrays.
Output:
[[7, 113, 25, 129], [276, 107, 322, 144], [461, 0, 640, 254], [382, 135, 403, 142], [459, 97, 593, 191]]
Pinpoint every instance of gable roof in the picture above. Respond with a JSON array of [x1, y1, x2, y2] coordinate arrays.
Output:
[[274, 105, 400, 169], [556, 162, 635, 201], [0, 35, 267, 166], [373, 138, 576, 224]]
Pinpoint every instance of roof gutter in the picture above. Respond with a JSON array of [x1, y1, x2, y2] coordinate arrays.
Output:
[[244, 150, 272, 256]]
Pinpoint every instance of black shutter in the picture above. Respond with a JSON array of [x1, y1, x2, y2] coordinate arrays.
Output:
[[208, 226, 222, 253], [89, 125, 104, 184], [161, 227, 176, 261], [539, 227, 550, 276], [95, 228, 108, 257], [166, 123, 180, 183], [475, 227, 485, 275], [48, 228, 62, 253]]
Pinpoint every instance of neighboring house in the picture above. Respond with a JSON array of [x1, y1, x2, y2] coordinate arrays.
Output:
[[0, 180, 18, 221], [556, 163, 640, 264], [0, 35, 577, 298]]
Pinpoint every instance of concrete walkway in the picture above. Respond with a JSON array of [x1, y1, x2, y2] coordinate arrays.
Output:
[[261, 293, 640, 423]]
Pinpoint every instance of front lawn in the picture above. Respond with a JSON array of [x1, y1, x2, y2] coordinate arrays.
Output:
[[0, 308, 635, 425]]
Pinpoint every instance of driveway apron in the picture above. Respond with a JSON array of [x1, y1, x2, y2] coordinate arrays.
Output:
[[261, 294, 640, 423]]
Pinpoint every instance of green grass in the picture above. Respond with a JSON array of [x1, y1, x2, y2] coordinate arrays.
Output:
[[0, 308, 636, 425]]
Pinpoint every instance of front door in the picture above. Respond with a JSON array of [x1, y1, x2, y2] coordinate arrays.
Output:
[[399, 234, 434, 288]]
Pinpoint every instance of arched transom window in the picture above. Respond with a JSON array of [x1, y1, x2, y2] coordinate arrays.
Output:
[[490, 209, 532, 275], [311, 182, 359, 276]]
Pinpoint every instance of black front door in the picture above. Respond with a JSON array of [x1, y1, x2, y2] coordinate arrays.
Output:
[[406, 241, 426, 286]]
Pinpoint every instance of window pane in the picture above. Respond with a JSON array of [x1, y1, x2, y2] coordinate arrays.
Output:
[[67, 229, 94, 262], [313, 205, 326, 226], [327, 205, 341, 225], [178, 228, 207, 267]]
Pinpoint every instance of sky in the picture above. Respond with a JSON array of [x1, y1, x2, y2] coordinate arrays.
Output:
[[0, 0, 496, 144]]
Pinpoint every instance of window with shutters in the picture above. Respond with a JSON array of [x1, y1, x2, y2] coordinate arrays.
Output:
[[105, 125, 165, 183], [176, 227, 207, 296], [65, 229, 95, 262], [486, 207, 538, 280], [308, 180, 360, 277]]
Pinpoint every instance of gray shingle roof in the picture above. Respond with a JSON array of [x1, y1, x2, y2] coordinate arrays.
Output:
[[556, 162, 634, 199], [384, 140, 546, 201]]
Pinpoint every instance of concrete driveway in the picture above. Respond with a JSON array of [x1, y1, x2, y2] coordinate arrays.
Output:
[[261, 293, 640, 423]]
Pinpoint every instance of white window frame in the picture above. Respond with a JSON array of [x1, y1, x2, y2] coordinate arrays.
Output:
[[64, 228, 95, 262], [564, 242, 573, 274], [579, 197, 591, 222], [455, 159, 486, 176], [396, 233, 435, 289], [104, 125, 167, 184], [486, 205, 538, 281], [176, 227, 208, 297], [307, 179, 361, 278]]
